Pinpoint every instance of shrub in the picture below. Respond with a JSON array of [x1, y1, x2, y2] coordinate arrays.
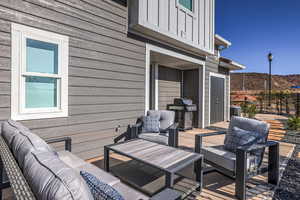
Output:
[[287, 116, 300, 131], [240, 102, 257, 119]]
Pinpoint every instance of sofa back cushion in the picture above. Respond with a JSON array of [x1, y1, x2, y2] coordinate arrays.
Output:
[[225, 116, 270, 166], [224, 126, 264, 153], [24, 150, 93, 200], [1, 120, 54, 169], [147, 110, 175, 132], [226, 117, 270, 143]]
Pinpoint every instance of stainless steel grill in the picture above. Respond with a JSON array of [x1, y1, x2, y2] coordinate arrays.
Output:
[[167, 98, 197, 131]]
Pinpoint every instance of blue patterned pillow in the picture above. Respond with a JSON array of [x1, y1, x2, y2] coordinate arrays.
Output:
[[80, 171, 124, 200], [141, 115, 160, 133], [224, 126, 263, 153]]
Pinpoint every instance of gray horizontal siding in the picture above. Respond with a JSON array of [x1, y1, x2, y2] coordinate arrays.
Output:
[[0, 0, 146, 160], [158, 66, 181, 110]]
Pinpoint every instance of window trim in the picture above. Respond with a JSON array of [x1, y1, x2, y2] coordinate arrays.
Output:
[[11, 23, 69, 120], [176, 0, 195, 16]]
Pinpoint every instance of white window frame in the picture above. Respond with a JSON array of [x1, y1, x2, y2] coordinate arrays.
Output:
[[11, 23, 69, 120], [176, 0, 195, 16]]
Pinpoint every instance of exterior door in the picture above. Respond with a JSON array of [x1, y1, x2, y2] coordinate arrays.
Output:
[[210, 76, 225, 124]]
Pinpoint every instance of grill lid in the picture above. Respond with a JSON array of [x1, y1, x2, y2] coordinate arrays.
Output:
[[174, 98, 193, 105]]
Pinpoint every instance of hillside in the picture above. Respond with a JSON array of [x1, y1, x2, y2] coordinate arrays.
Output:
[[231, 73, 300, 91]]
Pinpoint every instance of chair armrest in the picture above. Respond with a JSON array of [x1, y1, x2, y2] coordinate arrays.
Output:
[[150, 188, 181, 200], [46, 137, 72, 152], [236, 140, 280, 183], [128, 122, 142, 139], [167, 123, 179, 147], [237, 141, 279, 153], [195, 131, 226, 153], [168, 123, 178, 130]]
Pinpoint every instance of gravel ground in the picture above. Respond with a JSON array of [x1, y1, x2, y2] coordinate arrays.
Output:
[[273, 144, 300, 200]]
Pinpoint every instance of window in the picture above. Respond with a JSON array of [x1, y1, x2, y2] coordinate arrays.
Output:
[[11, 24, 69, 120], [178, 0, 193, 12]]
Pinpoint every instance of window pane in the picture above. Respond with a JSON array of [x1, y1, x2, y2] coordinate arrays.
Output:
[[179, 0, 193, 11], [26, 39, 58, 74], [25, 77, 58, 108]]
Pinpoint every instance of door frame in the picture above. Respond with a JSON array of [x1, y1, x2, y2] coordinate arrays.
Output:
[[208, 72, 226, 125], [145, 44, 206, 128]]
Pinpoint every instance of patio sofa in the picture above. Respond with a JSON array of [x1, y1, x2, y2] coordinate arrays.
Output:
[[0, 120, 181, 200]]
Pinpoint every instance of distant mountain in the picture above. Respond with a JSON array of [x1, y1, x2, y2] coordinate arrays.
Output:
[[230, 73, 300, 91]]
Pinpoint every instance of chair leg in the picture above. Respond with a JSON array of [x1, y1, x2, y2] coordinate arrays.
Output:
[[268, 142, 280, 185], [195, 157, 203, 192], [236, 149, 247, 200], [168, 129, 178, 147]]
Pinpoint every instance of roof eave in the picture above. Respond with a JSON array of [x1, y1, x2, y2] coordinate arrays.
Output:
[[215, 34, 232, 48], [219, 59, 246, 71]]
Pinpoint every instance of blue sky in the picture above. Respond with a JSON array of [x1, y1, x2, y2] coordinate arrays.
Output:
[[215, 0, 300, 75]]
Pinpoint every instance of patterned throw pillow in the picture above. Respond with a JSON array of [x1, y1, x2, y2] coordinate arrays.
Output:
[[224, 126, 263, 153], [141, 115, 160, 133], [80, 171, 124, 200]]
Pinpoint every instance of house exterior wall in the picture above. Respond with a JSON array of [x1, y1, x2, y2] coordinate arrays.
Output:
[[204, 57, 230, 127], [0, 0, 146, 160], [129, 0, 215, 55], [0, 0, 227, 159], [158, 66, 181, 110]]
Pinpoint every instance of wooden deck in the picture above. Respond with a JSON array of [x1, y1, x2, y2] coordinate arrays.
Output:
[[88, 114, 295, 200], [1, 114, 295, 200]]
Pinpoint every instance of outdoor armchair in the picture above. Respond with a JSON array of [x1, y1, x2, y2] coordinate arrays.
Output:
[[130, 110, 179, 147], [195, 116, 279, 200]]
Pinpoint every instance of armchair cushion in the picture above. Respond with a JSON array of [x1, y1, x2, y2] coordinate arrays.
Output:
[[201, 145, 259, 172], [141, 115, 160, 133], [147, 110, 175, 133], [138, 133, 169, 145], [224, 126, 263, 153], [225, 116, 270, 165]]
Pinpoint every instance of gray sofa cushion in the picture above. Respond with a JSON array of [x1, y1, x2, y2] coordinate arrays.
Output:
[[24, 150, 93, 200], [141, 115, 160, 133], [58, 151, 120, 186], [112, 182, 149, 200], [1, 120, 54, 169], [224, 126, 263, 153], [138, 133, 169, 145], [1, 120, 30, 148], [58, 151, 149, 200], [147, 110, 175, 132], [201, 145, 259, 172]]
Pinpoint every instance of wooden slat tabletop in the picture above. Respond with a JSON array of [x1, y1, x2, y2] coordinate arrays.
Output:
[[108, 139, 202, 172]]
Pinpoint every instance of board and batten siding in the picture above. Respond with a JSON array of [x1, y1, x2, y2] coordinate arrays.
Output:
[[204, 57, 230, 127], [0, 0, 146, 160], [129, 0, 215, 55]]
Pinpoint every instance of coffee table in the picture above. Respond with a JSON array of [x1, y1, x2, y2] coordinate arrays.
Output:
[[104, 139, 203, 191]]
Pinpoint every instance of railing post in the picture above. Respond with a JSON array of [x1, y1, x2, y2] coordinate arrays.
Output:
[[296, 93, 300, 118]]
